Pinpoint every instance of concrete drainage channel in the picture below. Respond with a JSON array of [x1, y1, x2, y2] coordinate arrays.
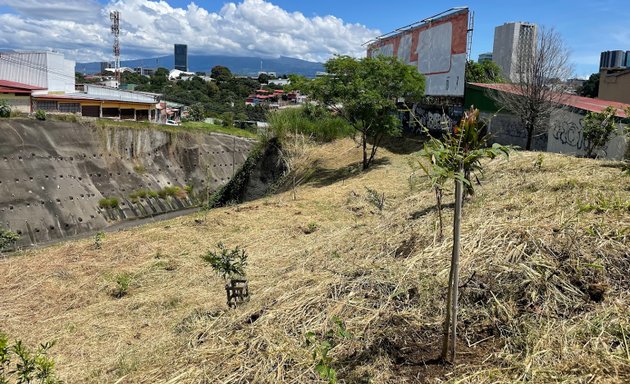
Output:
[[0, 118, 258, 248]]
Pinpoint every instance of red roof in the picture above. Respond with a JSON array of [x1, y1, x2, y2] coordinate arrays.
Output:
[[468, 82, 630, 118], [0, 80, 45, 91]]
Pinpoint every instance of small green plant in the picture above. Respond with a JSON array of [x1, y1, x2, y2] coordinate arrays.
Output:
[[0, 228, 20, 253], [302, 222, 318, 234], [0, 332, 60, 383], [201, 243, 248, 281], [147, 190, 159, 198], [577, 194, 630, 213], [129, 189, 148, 200], [305, 317, 352, 384], [35, 110, 47, 121], [533, 153, 544, 170], [111, 273, 132, 298], [98, 197, 120, 209], [184, 185, 193, 194], [0, 100, 11, 118], [365, 187, 385, 212], [133, 164, 146, 174], [94, 231, 105, 250]]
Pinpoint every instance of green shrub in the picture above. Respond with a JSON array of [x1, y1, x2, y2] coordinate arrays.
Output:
[[582, 106, 616, 158], [147, 191, 159, 198], [98, 197, 120, 209], [0, 332, 60, 383], [0, 228, 20, 252], [111, 273, 132, 298], [0, 100, 11, 118], [268, 106, 352, 142], [94, 231, 105, 250], [129, 189, 149, 199], [201, 243, 248, 280], [35, 110, 47, 121]]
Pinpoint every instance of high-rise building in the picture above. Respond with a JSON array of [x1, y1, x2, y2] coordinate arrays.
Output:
[[492, 22, 537, 82], [599, 50, 629, 69], [174, 44, 188, 72], [478, 52, 493, 63]]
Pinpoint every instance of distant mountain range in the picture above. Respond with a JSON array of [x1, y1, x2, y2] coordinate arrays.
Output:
[[77, 54, 324, 77]]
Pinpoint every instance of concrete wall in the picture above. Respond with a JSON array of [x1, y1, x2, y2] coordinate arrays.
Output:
[[481, 110, 628, 159], [599, 70, 630, 104], [0, 119, 257, 247], [547, 109, 627, 159], [0, 94, 30, 113]]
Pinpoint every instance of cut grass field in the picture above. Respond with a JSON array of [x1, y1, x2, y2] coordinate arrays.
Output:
[[1, 138, 629, 383]]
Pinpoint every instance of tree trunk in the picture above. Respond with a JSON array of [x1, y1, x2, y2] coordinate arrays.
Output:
[[362, 131, 368, 170], [526, 125, 534, 151], [435, 187, 443, 240], [441, 163, 464, 363]]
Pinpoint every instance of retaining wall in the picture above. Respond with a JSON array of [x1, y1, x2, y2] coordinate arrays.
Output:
[[0, 119, 257, 247]]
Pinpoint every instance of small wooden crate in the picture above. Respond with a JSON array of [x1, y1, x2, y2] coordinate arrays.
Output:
[[226, 279, 250, 308]]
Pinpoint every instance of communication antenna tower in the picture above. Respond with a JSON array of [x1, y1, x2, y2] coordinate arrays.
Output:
[[466, 10, 475, 61], [110, 10, 121, 85]]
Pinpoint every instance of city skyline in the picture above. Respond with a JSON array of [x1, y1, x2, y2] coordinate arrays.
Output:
[[0, 0, 628, 78]]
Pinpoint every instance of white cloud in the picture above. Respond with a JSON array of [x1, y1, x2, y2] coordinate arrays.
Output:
[[0, 0, 380, 63]]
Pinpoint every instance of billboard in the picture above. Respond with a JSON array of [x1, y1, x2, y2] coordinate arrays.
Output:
[[367, 8, 469, 97]]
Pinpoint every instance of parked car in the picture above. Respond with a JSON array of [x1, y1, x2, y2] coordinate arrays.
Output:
[[165, 119, 180, 126]]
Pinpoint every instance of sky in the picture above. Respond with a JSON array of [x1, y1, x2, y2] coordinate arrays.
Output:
[[0, 0, 628, 78]]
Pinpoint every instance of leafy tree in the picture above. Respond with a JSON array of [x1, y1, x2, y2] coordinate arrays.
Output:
[[577, 72, 600, 98], [120, 71, 149, 85], [307, 55, 425, 170], [187, 103, 206, 122], [414, 107, 512, 363], [211, 65, 233, 83], [257, 73, 270, 84], [582, 106, 617, 158], [465, 60, 505, 83], [492, 27, 573, 150]]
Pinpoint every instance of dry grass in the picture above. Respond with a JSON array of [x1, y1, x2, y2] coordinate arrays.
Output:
[[1, 139, 629, 383]]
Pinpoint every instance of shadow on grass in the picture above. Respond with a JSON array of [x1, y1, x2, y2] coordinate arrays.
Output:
[[305, 157, 391, 188], [377, 134, 429, 155], [409, 202, 456, 220]]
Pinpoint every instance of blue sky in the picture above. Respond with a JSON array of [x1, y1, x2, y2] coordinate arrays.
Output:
[[1, 0, 628, 77]]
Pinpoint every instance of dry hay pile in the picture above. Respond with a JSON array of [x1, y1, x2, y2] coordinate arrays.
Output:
[[1, 138, 629, 383]]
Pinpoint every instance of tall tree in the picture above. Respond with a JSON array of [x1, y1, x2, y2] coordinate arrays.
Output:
[[211, 66, 233, 83], [492, 27, 573, 150], [577, 72, 600, 98], [307, 55, 425, 170]]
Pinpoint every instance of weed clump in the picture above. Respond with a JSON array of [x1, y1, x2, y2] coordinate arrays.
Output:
[[98, 197, 120, 209]]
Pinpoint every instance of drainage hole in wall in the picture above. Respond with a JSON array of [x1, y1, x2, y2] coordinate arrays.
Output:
[[64, 223, 69, 228], [9, 206, 14, 210], [35, 228, 40, 233], [69, 196, 74, 200], [56, 199, 61, 203], [78, 217, 83, 222], [49, 226, 55, 230], [16, 230, 22, 235]]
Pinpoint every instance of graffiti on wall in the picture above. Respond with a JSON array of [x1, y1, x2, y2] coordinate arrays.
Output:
[[406, 105, 455, 134], [550, 119, 586, 151]]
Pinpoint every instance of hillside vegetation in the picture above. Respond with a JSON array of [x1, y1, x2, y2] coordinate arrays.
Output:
[[1, 138, 629, 383]]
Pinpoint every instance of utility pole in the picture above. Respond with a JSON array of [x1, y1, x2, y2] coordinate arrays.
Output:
[[110, 10, 121, 87]]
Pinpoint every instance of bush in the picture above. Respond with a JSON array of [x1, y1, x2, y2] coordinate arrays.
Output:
[[35, 109, 47, 121], [201, 243, 248, 280], [0, 100, 11, 118], [111, 273, 132, 298], [0, 332, 60, 383], [268, 105, 352, 142], [0, 228, 20, 252], [98, 197, 120, 209], [583, 106, 616, 158]]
